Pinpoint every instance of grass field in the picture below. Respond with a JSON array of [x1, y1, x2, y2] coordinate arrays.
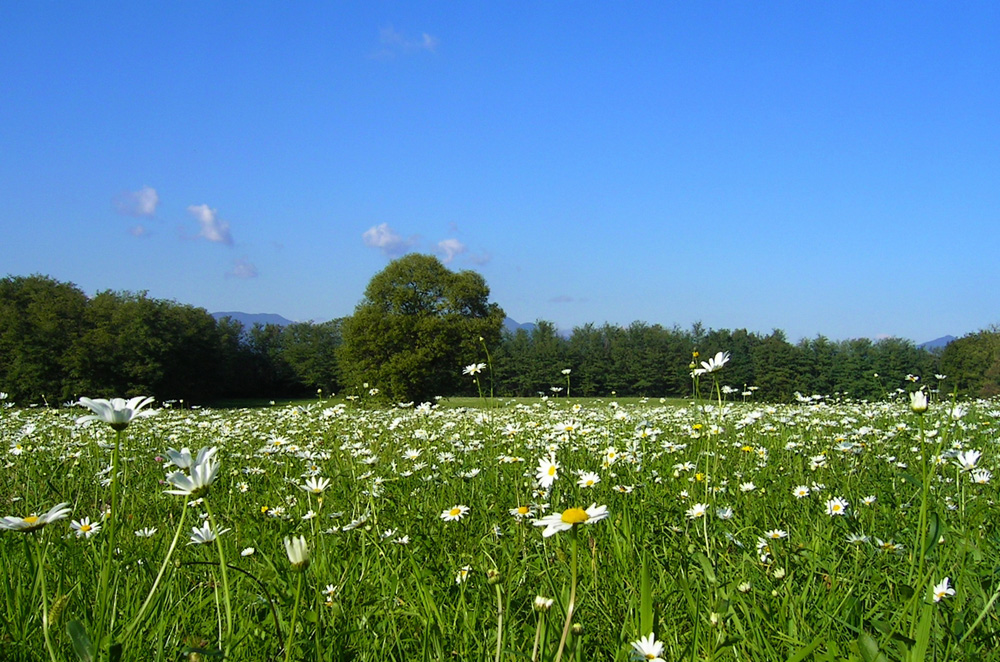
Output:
[[2, 381, 999, 661]]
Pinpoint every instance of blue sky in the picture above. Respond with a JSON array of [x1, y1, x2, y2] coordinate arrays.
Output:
[[2, 3, 998, 344]]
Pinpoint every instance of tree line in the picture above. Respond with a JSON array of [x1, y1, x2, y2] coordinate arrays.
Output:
[[1, 266, 997, 405]]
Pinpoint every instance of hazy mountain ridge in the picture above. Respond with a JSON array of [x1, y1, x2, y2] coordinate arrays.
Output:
[[213, 311, 955, 348], [211, 311, 295, 328]]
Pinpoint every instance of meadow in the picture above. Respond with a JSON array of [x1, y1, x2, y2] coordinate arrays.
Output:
[[1, 366, 999, 661]]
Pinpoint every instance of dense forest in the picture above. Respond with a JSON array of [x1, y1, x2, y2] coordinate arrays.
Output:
[[2, 272, 998, 405]]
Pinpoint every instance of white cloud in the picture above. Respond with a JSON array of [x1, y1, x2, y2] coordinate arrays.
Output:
[[115, 186, 160, 217], [373, 26, 439, 59], [128, 224, 148, 237], [227, 258, 258, 279], [363, 223, 415, 257], [437, 238, 467, 264], [187, 204, 233, 246]]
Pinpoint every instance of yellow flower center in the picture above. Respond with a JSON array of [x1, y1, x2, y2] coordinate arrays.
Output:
[[516, 506, 530, 515], [449, 508, 462, 517], [23, 516, 39, 524], [561, 508, 589, 525], [547, 466, 556, 476], [80, 524, 91, 532]]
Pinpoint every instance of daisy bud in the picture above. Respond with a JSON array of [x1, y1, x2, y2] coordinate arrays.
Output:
[[284, 535, 310, 572], [910, 390, 928, 414]]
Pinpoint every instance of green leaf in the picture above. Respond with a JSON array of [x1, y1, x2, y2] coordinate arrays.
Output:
[[691, 552, 717, 585], [640, 550, 653, 637], [898, 472, 922, 489], [858, 633, 889, 662], [786, 635, 824, 662], [67, 621, 94, 662], [924, 511, 943, 557]]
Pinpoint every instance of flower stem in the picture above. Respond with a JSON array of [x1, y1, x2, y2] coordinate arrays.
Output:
[[284, 572, 305, 662], [494, 583, 504, 662], [204, 501, 233, 653], [35, 536, 59, 662], [123, 497, 189, 638], [554, 526, 579, 662], [98, 428, 123, 651]]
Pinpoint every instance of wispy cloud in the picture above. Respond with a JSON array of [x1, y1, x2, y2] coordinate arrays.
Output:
[[187, 204, 233, 246], [468, 251, 492, 266], [363, 223, 416, 257], [437, 238, 467, 264], [549, 295, 575, 303], [372, 26, 439, 59], [227, 258, 258, 279], [128, 224, 149, 237], [115, 186, 160, 217]]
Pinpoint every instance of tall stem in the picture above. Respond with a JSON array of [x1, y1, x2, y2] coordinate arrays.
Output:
[[554, 527, 579, 662], [204, 500, 233, 652], [494, 583, 504, 662], [36, 536, 59, 662], [124, 497, 190, 638], [284, 572, 305, 662], [98, 428, 124, 649]]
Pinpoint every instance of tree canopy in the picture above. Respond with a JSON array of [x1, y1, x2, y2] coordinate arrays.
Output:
[[339, 254, 506, 402]]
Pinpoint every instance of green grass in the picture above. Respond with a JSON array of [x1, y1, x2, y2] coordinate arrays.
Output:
[[1, 387, 998, 660]]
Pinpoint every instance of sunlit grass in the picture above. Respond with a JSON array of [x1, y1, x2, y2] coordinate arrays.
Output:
[[1, 385, 999, 660]]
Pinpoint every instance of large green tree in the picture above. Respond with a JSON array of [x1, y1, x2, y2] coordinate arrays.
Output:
[[340, 255, 505, 402], [0, 274, 88, 402]]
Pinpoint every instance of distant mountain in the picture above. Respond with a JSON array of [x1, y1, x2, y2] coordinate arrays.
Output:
[[918, 335, 956, 350], [504, 317, 537, 334], [211, 311, 294, 328]]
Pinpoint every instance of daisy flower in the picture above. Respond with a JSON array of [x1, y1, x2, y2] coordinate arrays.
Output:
[[932, 577, 955, 602], [764, 529, 788, 540], [284, 535, 310, 571], [954, 449, 982, 472], [533, 504, 609, 538], [164, 452, 220, 499], [686, 503, 708, 519], [456, 565, 472, 584], [441, 505, 470, 522], [792, 485, 811, 498], [577, 471, 601, 488], [0, 502, 72, 533], [71, 517, 101, 539], [825, 497, 849, 516], [533, 595, 555, 611], [299, 476, 331, 494], [188, 521, 229, 545], [536, 455, 559, 489], [76, 396, 155, 430], [693, 351, 730, 376], [630, 632, 665, 661], [134, 527, 157, 538], [165, 446, 217, 470], [971, 469, 992, 484], [509, 505, 534, 520]]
